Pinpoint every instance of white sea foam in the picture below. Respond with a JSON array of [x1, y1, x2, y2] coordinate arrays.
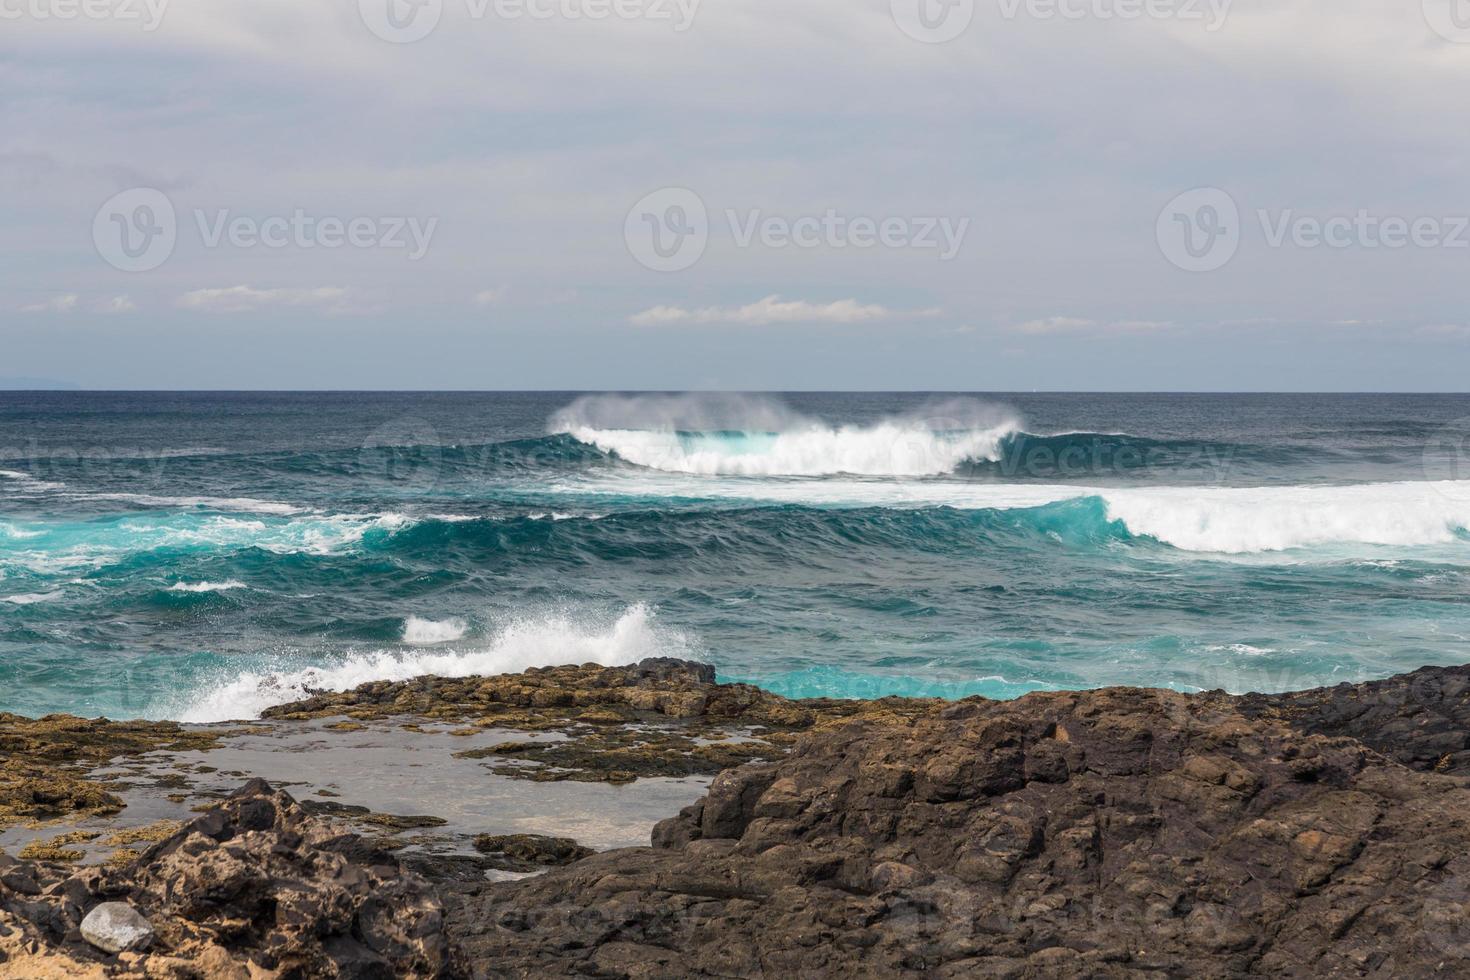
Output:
[[0, 513, 413, 576], [1100, 482, 1470, 554], [74, 493, 303, 515], [1205, 643, 1276, 657], [170, 603, 692, 722], [568, 475, 1470, 554], [0, 469, 64, 491], [169, 580, 248, 593], [402, 615, 468, 644], [552, 393, 1022, 477], [0, 590, 64, 606], [120, 512, 407, 555]]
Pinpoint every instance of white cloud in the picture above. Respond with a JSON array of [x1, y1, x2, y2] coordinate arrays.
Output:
[[1012, 317, 1172, 336], [99, 295, 136, 314], [474, 288, 508, 306], [176, 286, 354, 315], [630, 295, 937, 327], [19, 294, 78, 314]]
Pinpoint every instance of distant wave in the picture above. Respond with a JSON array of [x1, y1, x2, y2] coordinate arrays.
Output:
[[551, 393, 1022, 476], [0, 469, 65, 491], [168, 580, 248, 593], [1, 590, 65, 606], [558, 476, 1470, 554], [0, 512, 410, 574], [167, 603, 691, 722], [1101, 482, 1470, 553], [72, 493, 303, 515]]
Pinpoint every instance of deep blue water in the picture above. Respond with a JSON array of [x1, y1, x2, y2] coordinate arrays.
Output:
[[2, 391, 1469, 720]]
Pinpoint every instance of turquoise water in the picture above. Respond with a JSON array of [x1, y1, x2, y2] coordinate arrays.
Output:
[[2, 391, 1469, 720]]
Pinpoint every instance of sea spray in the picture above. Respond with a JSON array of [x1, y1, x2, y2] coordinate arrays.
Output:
[[551, 393, 1022, 476], [166, 603, 693, 722]]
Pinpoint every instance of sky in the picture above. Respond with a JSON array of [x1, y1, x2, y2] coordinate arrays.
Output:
[[1, 0, 1469, 390]]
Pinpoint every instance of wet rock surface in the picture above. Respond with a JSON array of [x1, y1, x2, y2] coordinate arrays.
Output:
[[454, 668, 1470, 978], [0, 715, 221, 832], [4, 659, 1470, 977]]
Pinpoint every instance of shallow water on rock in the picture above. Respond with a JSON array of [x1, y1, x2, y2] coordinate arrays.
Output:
[[0, 717, 711, 864]]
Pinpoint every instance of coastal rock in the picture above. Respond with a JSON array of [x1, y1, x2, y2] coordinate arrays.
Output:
[[1225, 662, 1470, 776], [455, 677, 1470, 978], [0, 779, 460, 977], [8, 659, 1470, 977], [472, 834, 593, 870], [79, 902, 152, 954]]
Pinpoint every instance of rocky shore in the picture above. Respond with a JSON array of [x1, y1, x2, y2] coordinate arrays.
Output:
[[3, 659, 1470, 977]]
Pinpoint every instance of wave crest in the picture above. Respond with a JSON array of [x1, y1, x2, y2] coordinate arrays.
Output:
[[168, 603, 693, 722], [552, 394, 1021, 477]]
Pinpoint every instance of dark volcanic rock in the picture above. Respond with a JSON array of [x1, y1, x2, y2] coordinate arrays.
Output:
[[472, 834, 593, 871], [10, 659, 1470, 977], [0, 779, 460, 978], [1225, 663, 1470, 777], [454, 678, 1470, 978]]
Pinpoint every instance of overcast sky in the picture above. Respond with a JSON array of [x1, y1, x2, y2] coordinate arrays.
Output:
[[2, 0, 1468, 390]]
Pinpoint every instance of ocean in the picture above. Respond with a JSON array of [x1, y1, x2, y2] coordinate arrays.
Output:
[[1, 391, 1468, 722]]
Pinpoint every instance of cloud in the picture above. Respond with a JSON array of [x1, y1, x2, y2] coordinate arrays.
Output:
[[176, 286, 354, 315], [630, 296, 937, 327], [98, 295, 136, 314], [1012, 317, 1173, 336], [474, 288, 507, 306], [19, 294, 78, 314]]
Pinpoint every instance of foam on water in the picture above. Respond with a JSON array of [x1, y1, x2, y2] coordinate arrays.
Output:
[[72, 493, 304, 515], [168, 580, 248, 593], [1, 590, 65, 606], [0, 512, 412, 574], [402, 615, 468, 644], [168, 603, 691, 722], [552, 393, 1022, 476], [567, 475, 1470, 554]]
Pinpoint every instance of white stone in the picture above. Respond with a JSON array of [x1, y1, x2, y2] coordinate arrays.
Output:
[[80, 902, 153, 954]]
